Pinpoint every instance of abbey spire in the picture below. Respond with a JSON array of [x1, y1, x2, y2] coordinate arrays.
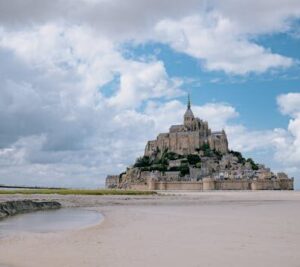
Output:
[[184, 94, 194, 128]]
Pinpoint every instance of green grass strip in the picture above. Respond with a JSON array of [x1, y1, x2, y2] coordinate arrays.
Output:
[[0, 189, 156, 195]]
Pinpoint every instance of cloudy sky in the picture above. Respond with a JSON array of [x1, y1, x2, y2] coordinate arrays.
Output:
[[0, 0, 300, 188]]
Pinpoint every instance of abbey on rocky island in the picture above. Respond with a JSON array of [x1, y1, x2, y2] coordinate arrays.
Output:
[[145, 95, 228, 157], [106, 96, 294, 191]]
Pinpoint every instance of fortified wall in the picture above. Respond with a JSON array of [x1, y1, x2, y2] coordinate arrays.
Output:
[[106, 173, 294, 191]]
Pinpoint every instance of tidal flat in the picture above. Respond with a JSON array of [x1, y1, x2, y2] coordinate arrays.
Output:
[[0, 191, 300, 267]]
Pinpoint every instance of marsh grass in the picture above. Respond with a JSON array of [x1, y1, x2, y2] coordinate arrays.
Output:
[[0, 189, 156, 195]]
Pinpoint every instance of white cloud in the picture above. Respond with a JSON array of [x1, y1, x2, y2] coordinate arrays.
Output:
[[273, 93, 300, 166], [0, 24, 182, 186], [0, 24, 183, 187], [193, 103, 238, 130], [0, 24, 183, 108], [225, 125, 282, 152], [0, 1, 300, 187], [214, 0, 300, 34], [155, 14, 294, 74], [277, 93, 300, 116], [0, 0, 299, 75], [108, 61, 183, 109], [143, 100, 238, 134]]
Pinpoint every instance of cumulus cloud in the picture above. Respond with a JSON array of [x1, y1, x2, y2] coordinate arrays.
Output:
[[2, 0, 300, 36], [277, 93, 300, 116], [108, 61, 183, 109], [0, 0, 299, 74], [274, 93, 300, 166], [155, 14, 293, 74], [0, 0, 204, 43], [214, 0, 300, 34], [0, 24, 183, 187], [143, 100, 238, 134], [0, 0, 300, 187]]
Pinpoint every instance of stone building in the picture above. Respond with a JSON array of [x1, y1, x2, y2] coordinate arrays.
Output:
[[145, 96, 228, 157]]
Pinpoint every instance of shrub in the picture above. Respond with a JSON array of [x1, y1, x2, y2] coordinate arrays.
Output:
[[119, 172, 126, 178], [134, 156, 152, 167], [213, 149, 223, 160], [246, 158, 259, 170], [179, 163, 190, 177], [200, 143, 213, 157], [195, 162, 201, 168], [168, 166, 180, 171], [201, 143, 210, 150], [150, 164, 167, 172], [230, 150, 246, 164], [165, 151, 183, 160], [152, 148, 169, 166], [187, 154, 201, 165]]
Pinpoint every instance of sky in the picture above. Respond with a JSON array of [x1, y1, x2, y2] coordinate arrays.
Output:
[[0, 0, 300, 189]]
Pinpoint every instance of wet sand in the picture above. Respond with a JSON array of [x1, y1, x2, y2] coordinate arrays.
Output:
[[0, 191, 300, 267]]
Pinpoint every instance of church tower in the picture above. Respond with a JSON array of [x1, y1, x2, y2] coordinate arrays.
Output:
[[184, 94, 194, 129]]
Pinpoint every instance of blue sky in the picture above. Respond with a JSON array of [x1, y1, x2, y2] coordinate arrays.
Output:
[[0, 0, 300, 188], [128, 34, 300, 130]]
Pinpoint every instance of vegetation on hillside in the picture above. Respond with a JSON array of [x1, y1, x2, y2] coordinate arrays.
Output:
[[229, 150, 246, 164], [133, 145, 259, 176], [187, 154, 201, 165], [246, 158, 259, 170], [229, 150, 259, 170], [134, 156, 152, 167]]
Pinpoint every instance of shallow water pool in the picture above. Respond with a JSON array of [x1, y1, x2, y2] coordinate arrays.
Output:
[[0, 208, 103, 234]]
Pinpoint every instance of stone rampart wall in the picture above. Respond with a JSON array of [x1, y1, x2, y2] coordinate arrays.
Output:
[[144, 178, 294, 191], [251, 179, 293, 190], [154, 181, 203, 190], [215, 179, 251, 190], [129, 183, 148, 190], [112, 176, 294, 191]]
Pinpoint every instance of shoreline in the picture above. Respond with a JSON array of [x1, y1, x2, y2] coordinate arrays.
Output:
[[0, 191, 300, 267], [0, 200, 61, 220]]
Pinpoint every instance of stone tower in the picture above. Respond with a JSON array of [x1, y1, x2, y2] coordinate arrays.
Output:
[[184, 94, 194, 130]]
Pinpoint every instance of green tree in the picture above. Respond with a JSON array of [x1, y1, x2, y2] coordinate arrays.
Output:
[[200, 143, 213, 157], [213, 149, 223, 160], [134, 156, 152, 167], [229, 150, 246, 164], [179, 163, 190, 177], [165, 151, 184, 160], [187, 154, 201, 165], [246, 158, 259, 170]]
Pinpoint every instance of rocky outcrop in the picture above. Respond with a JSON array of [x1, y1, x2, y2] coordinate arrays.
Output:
[[0, 200, 61, 219]]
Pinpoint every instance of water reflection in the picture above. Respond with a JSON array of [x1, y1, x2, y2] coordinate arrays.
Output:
[[0, 208, 103, 234]]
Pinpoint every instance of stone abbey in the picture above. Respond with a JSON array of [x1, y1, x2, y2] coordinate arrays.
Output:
[[106, 97, 294, 191], [145, 95, 228, 157]]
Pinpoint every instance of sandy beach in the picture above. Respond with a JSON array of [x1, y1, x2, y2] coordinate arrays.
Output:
[[0, 191, 300, 267]]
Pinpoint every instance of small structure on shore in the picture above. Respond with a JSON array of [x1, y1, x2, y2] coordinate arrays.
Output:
[[106, 97, 294, 191]]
